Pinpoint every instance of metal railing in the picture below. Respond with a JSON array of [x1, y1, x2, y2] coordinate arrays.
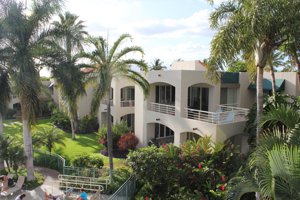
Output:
[[120, 100, 135, 107], [148, 102, 175, 116], [184, 105, 249, 124], [58, 174, 109, 191], [63, 166, 109, 178], [34, 149, 66, 173], [108, 176, 136, 200]]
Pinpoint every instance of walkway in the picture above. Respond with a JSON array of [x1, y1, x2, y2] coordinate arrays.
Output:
[[2, 167, 110, 200]]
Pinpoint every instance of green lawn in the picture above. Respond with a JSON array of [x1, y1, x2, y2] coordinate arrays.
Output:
[[3, 119, 126, 168]]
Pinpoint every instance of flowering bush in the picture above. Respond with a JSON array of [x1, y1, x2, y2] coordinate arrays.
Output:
[[118, 133, 139, 151], [128, 137, 243, 199]]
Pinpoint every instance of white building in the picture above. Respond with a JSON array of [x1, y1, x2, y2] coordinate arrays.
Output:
[[12, 60, 298, 153]]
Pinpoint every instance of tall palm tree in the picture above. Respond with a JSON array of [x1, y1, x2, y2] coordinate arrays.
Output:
[[48, 12, 88, 140], [150, 58, 166, 71], [0, 0, 63, 180], [86, 34, 149, 176], [208, 0, 300, 144], [0, 67, 10, 170]]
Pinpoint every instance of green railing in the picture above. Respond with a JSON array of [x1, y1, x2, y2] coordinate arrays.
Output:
[[108, 176, 136, 200], [34, 149, 66, 173]]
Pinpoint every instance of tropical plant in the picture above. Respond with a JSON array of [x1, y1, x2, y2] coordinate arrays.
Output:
[[85, 33, 149, 175], [47, 11, 88, 140], [71, 154, 104, 168], [0, 0, 63, 180], [32, 127, 65, 153], [207, 0, 300, 145], [117, 133, 139, 151], [149, 58, 166, 71]]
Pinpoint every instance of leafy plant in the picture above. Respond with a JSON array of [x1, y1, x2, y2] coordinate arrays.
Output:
[[71, 154, 104, 168], [118, 133, 139, 151]]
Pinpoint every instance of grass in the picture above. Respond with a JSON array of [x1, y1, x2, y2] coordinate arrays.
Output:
[[3, 119, 126, 168]]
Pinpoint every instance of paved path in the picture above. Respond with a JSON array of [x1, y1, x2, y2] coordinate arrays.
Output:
[[1, 167, 110, 200], [2, 167, 62, 200]]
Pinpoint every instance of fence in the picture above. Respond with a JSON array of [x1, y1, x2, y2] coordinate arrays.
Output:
[[63, 166, 109, 178], [108, 176, 136, 200], [34, 149, 66, 173]]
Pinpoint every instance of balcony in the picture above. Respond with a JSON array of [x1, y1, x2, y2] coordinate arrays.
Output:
[[184, 105, 249, 124], [148, 102, 175, 116], [120, 100, 135, 107]]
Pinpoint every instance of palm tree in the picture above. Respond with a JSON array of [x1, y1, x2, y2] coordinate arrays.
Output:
[[0, 66, 10, 170], [208, 0, 300, 144], [85, 34, 149, 176], [150, 58, 166, 71], [32, 127, 65, 153], [0, 0, 63, 180], [48, 12, 88, 140]]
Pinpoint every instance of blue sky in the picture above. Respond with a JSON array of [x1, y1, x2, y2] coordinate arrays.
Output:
[[63, 0, 217, 67]]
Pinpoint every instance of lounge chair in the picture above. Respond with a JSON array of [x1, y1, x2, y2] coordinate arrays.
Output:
[[0, 176, 25, 196]]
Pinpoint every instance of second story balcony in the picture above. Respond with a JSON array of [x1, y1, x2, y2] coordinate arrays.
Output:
[[120, 100, 135, 107], [148, 102, 175, 116], [120, 86, 135, 107], [184, 104, 249, 124]]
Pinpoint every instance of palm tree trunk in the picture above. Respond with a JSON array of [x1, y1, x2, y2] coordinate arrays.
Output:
[[106, 89, 114, 179], [0, 112, 4, 170], [256, 65, 264, 144], [70, 119, 76, 140], [74, 114, 79, 133], [22, 117, 35, 181], [269, 64, 276, 95], [294, 55, 300, 82]]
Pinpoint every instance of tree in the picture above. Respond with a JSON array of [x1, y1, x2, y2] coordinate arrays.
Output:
[[0, 0, 63, 180], [32, 127, 65, 153], [150, 58, 166, 71], [208, 0, 300, 145], [48, 11, 88, 140], [85, 34, 149, 177]]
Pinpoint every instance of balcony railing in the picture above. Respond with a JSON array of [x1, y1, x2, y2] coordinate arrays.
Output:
[[101, 99, 113, 106], [148, 102, 175, 116], [120, 100, 135, 107], [184, 105, 249, 124]]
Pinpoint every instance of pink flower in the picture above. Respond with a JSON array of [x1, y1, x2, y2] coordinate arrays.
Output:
[[221, 185, 225, 191], [198, 163, 202, 169], [221, 175, 225, 182]]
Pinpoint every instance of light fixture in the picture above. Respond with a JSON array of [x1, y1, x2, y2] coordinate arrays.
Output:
[[158, 74, 161, 77], [193, 128, 198, 130], [156, 118, 160, 121]]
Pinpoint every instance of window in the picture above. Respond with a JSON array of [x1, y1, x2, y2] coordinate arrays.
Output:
[[121, 87, 135, 101], [220, 88, 238, 105], [188, 87, 209, 111], [155, 85, 175, 105], [155, 124, 174, 138]]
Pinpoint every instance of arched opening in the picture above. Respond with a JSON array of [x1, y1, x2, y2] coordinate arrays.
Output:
[[180, 132, 201, 144], [147, 123, 174, 146], [120, 86, 135, 107], [120, 113, 134, 131]]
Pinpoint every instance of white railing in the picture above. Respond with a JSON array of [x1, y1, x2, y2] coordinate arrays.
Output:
[[101, 99, 113, 106], [184, 105, 249, 124], [148, 102, 175, 116], [218, 104, 249, 119], [58, 174, 109, 191], [120, 100, 135, 107]]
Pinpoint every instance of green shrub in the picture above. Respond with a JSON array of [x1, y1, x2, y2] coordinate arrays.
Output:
[[71, 154, 104, 168], [4, 108, 17, 119], [50, 110, 71, 131], [104, 167, 131, 194], [79, 115, 99, 134]]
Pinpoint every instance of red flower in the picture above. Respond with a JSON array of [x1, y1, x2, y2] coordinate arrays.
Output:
[[198, 163, 202, 169], [145, 196, 149, 200], [221, 175, 226, 182], [212, 179, 216, 184], [221, 185, 225, 191]]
